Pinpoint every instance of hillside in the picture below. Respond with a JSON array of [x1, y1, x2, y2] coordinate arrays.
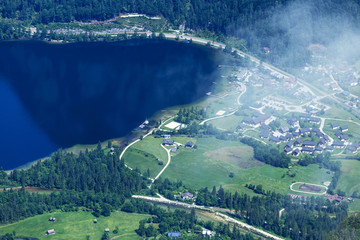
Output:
[[1, 0, 360, 67]]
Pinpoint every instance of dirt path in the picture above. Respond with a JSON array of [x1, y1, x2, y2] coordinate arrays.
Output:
[[289, 182, 328, 195], [150, 144, 171, 187], [199, 110, 237, 125]]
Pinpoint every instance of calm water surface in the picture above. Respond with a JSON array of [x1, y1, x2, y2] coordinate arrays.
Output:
[[0, 39, 223, 169]]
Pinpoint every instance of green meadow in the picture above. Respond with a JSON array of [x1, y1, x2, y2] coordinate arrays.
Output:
[[122, 136, 168, 178], [158, 137, 333, 194], [336, 159, 360, 196], [0, 211, 148, 240]]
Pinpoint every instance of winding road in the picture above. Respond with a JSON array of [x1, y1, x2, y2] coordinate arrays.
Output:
[[119, 116, 175, 187], [150, 144, 171, 187]]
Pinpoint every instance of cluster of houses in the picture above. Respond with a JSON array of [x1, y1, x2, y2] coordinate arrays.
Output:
[[242, 112, 273, 128], [330, 122, 360, 154], [252, 115, 360, 155], [326, 194, 345, 203], [161, 135, 195, 153]]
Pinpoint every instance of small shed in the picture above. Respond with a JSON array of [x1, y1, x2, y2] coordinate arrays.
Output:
[[94, 219, 97, 223], [167, 232, 182, 238], [47, 229, 55, 235]]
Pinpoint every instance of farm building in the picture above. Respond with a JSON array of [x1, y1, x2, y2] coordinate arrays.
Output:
[[315, 146, 323, 154], [340, 125, 348, 132], [284, 146, 292, 154], [301, 147, 313, 154], [162, 139, 174, 146], [294, 138, 302, 146], [292, 148, 300, 156], [182, 192, 194, 199], [185, 141, 195, 148], [303, 141, 315, 148], [325, 145, 334, 152], [333, 141, 345, 148]]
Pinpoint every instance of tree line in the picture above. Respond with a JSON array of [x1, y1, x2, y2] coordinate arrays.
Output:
[[0, 143, 147, 223], [240, 137, 291, 168], [2, 0, 360, 67], [298, 152, 342, 195], [154, 178, 349, 240]]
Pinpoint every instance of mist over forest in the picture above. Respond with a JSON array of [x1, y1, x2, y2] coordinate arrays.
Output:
[[1, 1, 360, 240], [1, 0, 360, 68]]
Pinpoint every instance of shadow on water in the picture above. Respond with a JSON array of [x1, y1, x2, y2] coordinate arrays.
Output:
[[0, 39, 223, 169]]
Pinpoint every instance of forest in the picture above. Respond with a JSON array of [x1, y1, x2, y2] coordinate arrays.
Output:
[[0, 142, 350, 239], [1, 0, 360, 67], [152, 178, 348, 240], [0, 143, 147, 223]]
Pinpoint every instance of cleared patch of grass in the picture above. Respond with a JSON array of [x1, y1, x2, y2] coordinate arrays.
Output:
[[210, 115, 244, 131], [349, 86, 360, 96], [0, 211, 148, 240], [123, 148, 163, 178], [336, 159, 360, 196]]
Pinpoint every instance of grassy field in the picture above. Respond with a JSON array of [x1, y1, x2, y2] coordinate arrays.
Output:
[[159, 137, 333, 194], [210, 115, 243, 131], [349, 86, 360, 96], [336, 159, 360, 196], [323, 119, 360, 142], [349, 199, 360, 213], [0, 211, 148, 240], [123, 136, 168, 178]]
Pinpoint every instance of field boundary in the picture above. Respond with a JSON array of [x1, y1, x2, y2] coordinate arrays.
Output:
[[290, 182, 328, 195]]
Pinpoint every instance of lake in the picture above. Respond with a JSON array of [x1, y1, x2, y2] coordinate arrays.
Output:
[[0, 39, 224, 170]]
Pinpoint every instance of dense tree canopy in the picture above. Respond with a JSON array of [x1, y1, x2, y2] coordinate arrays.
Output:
[[1, 0, 360, 67]]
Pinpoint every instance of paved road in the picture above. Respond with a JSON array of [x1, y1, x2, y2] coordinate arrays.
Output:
[[150, 144, 171, 187], [199, 110, 237, 125], [132, 194, 284, 240], [119, 117, 175, 185]]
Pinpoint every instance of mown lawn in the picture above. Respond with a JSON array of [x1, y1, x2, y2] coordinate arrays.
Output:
[[0, 211, 148, 240]]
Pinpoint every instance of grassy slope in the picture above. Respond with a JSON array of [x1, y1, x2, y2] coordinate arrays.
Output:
[[123, 136, 168, 178], [0, 211, 147, 240], [160, 137, 332, 194], [336, 159, 360, 196]]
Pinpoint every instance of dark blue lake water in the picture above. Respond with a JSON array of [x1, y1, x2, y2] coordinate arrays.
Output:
[[0, 39, 223, 169]]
